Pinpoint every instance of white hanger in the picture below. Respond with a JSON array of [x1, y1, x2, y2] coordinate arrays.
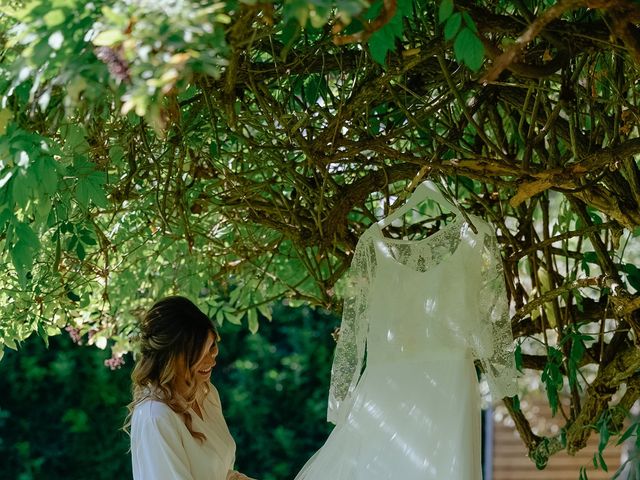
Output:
[[377, 180, 458, 230]]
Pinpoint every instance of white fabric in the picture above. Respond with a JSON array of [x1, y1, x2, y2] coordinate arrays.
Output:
[[131, 384, 236, 480], [298, 185, 518, 480]]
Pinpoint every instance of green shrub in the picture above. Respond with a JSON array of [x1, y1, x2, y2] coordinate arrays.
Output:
[[0, 303, 337, 480]]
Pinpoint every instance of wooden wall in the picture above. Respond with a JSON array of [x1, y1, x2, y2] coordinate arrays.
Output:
[[492, 398, 625, 480]]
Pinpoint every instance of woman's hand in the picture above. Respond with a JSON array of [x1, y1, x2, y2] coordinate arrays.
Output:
[[226, 470, 256, 480]]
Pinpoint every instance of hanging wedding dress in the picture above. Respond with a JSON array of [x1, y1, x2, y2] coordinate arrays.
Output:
[[295, 181, 518, 480]]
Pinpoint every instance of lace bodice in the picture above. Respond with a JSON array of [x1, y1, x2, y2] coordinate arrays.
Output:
[[327, 184, 518, 425]]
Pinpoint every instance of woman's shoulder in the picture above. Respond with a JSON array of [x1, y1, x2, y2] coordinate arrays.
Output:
[[132, 397, 180, 426], [131, 398, 188, 448]]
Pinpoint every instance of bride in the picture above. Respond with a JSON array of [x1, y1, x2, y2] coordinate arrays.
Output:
[[125, 295, 256, 480]]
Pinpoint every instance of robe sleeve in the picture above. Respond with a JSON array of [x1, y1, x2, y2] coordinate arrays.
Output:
[[327, 232, 374, 425], [132, 403, 195, 480], [471, 222, 519, 401]]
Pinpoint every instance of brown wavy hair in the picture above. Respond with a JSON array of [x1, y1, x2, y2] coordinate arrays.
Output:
[[123, 296, 218, 442]]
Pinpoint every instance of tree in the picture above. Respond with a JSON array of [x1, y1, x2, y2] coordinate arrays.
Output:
[[1, 0, 640, 471]]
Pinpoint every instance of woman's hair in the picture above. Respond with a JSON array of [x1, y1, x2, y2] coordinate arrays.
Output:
[[124, 296, 218, 441]]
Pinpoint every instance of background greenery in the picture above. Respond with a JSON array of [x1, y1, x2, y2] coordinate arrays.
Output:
[[0, 302, 337, 480]]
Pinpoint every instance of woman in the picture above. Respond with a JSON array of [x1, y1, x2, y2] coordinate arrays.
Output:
[[125, 296, 255, 480]]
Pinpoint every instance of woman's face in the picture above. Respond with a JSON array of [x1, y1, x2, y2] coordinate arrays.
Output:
[[192, 330, 219, 382]]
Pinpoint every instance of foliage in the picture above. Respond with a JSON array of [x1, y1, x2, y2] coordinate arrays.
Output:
[[0, 327, 132, 479], [2, 0, 640, 471], [218, 302, 337, 479], [0, 302, 337, 480]]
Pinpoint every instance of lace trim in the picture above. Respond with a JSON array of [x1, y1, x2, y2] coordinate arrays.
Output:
[[474, 227, 519, 400], [327, 232, 375, 424], [372, 216, 466, 273]]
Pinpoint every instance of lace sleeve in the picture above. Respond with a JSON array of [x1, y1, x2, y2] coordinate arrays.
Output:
[[472, 225, 518, 401], [327, 233, 373, 425]]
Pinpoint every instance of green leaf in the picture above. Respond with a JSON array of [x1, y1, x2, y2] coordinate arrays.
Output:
[[368, 26, 395, 65], [589, 211, 603, 224], [363, 0, 383, 21], [0, 208, 13, 232], [12, 223, 40, 284], [280, 20, 301, 52], [396, 0, 413, 17], [514, 342, 523, 373], [541, 347, 563, 416], [76, 241, 86, 261], [594, 410, 611, 472], [80, 234, 97, 246], [624, 263, 640, 291], [444, 12, 461, 41], [43, 9, 67, 27], [12, 238, 34, 265], [15, 222, 40, 250], [209, 140, 220, 158], [63, 126, 89, 155], [453, 28, 469, 64], [465, 36, 485, 70], [0, 108, 14, 135], [11, 240, 33, 287], [598, 452, 608, 471], [438, 0, 454, 23], [366, 0, 411, 65], [461, 11, 478, 32], [101, 6, 129, 26], [225, 311, 243, 325], [258, 304, 273, 322], [617, 422, 639, 446], [587, 206, 603, 224], [568, 340, 585, 390], [76, 178, 90, 209], [581, 251, 598, 264], [92, 29, 125, 47], [35, 157, 58, 196], [11, 169, 36, 208], [303, 75, 328, 106], [454, 27, 484, 71], [37, 323, 49, 348], [574, 289, 585, 312], [4, 337, 17, 350], [247, 308, 259, 333], [579, 466, 588, 480], [66, 234, 78, 252], [108, 145, 124, 163], [76, 171, 108, 209], [66, 290, 81, 302]]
